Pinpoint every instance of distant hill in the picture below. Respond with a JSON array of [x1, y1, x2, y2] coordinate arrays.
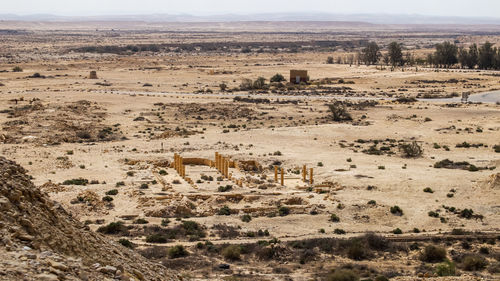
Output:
[[1, 12, 500, 25]]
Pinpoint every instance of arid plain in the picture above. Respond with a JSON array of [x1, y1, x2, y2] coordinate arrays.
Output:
[[0, 22, 499, 280]]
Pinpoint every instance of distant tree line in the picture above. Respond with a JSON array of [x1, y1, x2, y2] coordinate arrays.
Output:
[[429, 41, 500, 70], [329, 41, 500, 70]]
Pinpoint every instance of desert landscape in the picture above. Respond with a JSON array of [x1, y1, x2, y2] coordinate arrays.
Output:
[[0, 16, 499, 281]]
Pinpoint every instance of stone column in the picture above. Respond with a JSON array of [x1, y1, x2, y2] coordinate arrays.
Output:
[[219, 154, 222, 172], [309, 168, 314, 185], [280, 167, 284, 186], [179, 156, 184, 176], [302, 165, 307, 182]]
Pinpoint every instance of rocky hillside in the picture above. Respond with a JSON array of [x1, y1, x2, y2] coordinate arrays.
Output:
[[0, 156, 178, 281]]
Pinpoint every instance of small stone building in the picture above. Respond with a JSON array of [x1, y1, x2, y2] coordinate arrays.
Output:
[[89, 71, 98, 79], [290, 70, 308, 84]]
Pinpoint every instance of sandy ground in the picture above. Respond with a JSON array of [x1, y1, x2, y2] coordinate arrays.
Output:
[[0, 26, 499, 280]]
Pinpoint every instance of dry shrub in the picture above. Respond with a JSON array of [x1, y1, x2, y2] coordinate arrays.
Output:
[[420, 245, 447, 263], [399, 141, 423, 158]]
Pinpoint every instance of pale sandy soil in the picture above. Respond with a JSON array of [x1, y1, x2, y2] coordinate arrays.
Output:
[[0, 27, 499, 280]]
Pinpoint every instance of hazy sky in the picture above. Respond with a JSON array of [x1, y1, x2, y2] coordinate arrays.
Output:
[[2, 0, 499, 17]]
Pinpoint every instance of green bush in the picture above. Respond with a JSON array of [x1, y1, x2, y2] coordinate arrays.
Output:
[[364, 233, 390, 250], [451, 228, 466, 235], [327, 269, 359, 281], [118, 238, 134, 248], [217, 205, 231, 216], [428, 211, 439, 218], [62, 178, 89, 186], [479, 246, 489, 255], [435, 260, 456, 276], [462, 255, 488, 271], [494, 145, 500, 153], [106, 189, 118, 195], [330, 214, 340, 222], [347, 239, 369, 260], [102, 196, 113, 202], [393, 228, 403, 234], [12, 66, 23, 72], [460, 208, 474, 219], [468, 165, 479, 172], [390, 205, 403, 216], [334, 228, 346, 235], [146, 234, 168, 244], [423, 187, 434, 193], [168, 245, 189, 259], [97, 221, 126, 234], [278, 206, 290, 216], [420, 245, 447, 263], [133, 218, 149, 224], [270, 73, 285, 82], [161, 219, 170, 226], [222, 245, 241, 260], [218, 185, 232, 192], [241, 214, 252, 223]]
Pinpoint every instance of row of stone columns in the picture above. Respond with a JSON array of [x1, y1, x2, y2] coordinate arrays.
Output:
[[273, 166, 285, 186], [215, 152, 230, 179], [273, 165, 314, 186], [303, 165, 314, 185], [174, 153, 186, 178]]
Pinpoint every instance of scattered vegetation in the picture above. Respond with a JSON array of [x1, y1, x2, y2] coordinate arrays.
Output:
[[222, 245, 241, 261], [241, 214, 252, 223], [105, 189, 118, 195], [390, 206, 403, 216], [327, 269, 359, 281], [435, 260, 456, 276], [62, 178, 89, 186], [217, 205, 232, 216], [420, 245, 447, 263], [118, 238, 134, 249], [399, 141, 423, 158], [462, 255, 488, 271], [218, 185, 233, 192], [330, 214, 340, 222], [423, 187, 434, 193], [97, 221, 127, 235], [168, 245, 189, 259], [328, 102, 353, 122], [278, 206, 290, 216]]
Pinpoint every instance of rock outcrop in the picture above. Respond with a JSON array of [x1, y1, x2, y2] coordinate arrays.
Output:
[[0, 157, 178, 281]]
